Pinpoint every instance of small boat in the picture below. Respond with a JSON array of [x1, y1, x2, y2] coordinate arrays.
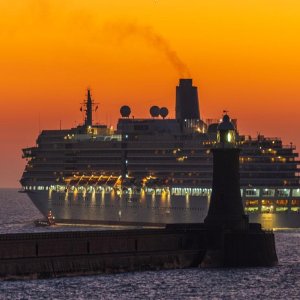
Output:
[[34, 210, 56, 227]]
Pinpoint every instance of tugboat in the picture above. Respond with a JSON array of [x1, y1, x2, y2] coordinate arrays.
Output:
[[34, 210, 56, 227]]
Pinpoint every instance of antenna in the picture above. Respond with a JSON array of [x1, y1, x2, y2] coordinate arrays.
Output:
[[38, 113, 41, 134]]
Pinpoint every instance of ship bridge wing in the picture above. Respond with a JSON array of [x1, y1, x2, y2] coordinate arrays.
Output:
[[22, 147, 37, 158]]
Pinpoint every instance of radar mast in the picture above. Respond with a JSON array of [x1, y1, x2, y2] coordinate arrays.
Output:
[[81, 89, 98, 127]]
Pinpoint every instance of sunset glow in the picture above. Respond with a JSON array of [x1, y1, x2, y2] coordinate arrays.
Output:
[[1, 0, 300, 187]]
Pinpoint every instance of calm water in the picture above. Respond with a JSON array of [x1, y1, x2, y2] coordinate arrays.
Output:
[[0, 189, 300, 299]]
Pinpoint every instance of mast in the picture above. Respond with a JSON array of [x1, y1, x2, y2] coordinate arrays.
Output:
[[81, 89, 98, 127]]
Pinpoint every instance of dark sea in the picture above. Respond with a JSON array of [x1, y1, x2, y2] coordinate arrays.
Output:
[[0, 189, 300, 300]]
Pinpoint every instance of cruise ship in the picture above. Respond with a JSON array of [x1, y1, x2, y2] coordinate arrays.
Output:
[[20, 79, 300, 228]]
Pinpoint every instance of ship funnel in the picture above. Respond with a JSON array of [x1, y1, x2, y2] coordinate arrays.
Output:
[[176, 79, 200, 124]]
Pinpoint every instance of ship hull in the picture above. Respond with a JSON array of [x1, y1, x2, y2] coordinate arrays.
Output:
[[27, 190, 300, 229]]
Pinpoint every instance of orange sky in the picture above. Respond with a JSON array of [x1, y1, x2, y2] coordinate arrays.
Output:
[[0, 0, 300, 187]]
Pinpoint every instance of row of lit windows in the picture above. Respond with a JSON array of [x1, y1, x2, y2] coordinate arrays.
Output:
[[245, 206, 300, 213], [171, 187, 212, 196], [244, 188, 300, 197], [245, 199, 300, 206], [23, 185, 300, 198], [24, 186, 49, 191]]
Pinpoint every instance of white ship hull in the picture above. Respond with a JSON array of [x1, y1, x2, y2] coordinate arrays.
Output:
[[27, 189, 300, 229], [28, 189, 209, 225]]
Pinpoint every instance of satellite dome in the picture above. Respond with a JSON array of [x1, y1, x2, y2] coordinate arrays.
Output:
[[223, 114, 230, 123], [159, 107, 169, 119], [150, 106, 160, 118], [120, 105, 131, 118], [218, 114, 235, 131]]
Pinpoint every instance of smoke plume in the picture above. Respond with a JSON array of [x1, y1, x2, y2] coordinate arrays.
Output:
[[104, 21, 191, 77]]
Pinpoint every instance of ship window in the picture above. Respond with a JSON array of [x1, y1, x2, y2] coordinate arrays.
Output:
[[245, 200, 259, 206], [171, 188, 182, 196], [291, 206, 300, 213], [291, 207, 300, 212], [192, 188, 201, 196], [292, 189, 300, 197], [261, 205, 274, 213], [277, 189, 290, 197], [262, 200, 273, 206], [245, 207, 259, 213], [276, 200, 288, 206], [291, 200, 300, 206], [276, 207, 288, 212], [202, 189, 209, 196], [245, 189, 259, 197], [262, 189, 275, 197], [182, 188, 191, 195], [156, 189, 162, 195]]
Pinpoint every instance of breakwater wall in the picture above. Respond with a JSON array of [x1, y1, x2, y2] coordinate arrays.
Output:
[[0, 226, 207, 280], [0, 224, 277, 280]]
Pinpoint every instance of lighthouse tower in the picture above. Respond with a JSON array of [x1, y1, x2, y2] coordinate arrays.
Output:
[[201, 114, 278, 267], [204, 114, 248, 231]]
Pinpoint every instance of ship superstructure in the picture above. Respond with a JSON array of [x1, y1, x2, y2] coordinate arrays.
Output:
[[21, 80, 300, 228]]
